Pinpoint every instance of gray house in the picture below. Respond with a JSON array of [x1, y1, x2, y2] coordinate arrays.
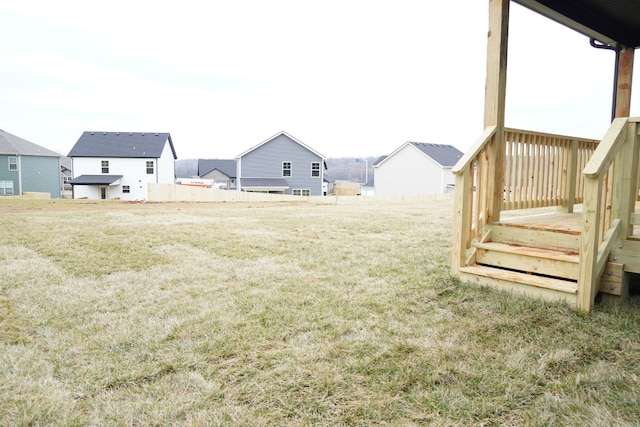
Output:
[[236, 131, 326, 196], [197, 159, 236, 190], [374, 142, 463, 196], [0, 129, 61, 197]]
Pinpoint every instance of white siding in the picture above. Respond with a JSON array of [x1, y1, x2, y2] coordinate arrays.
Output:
[[374, 145, 446, 196], [157, 140, 176, 184], [72, 141, 175, 201]]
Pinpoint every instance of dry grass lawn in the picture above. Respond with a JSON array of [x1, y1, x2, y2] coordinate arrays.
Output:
[[2, 197, 640, 426]]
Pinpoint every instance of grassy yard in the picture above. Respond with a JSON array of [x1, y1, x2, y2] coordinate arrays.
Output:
[[2, 197, 640, 426]]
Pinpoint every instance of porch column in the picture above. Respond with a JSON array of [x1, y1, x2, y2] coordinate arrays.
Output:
[[613, 51, 636, 247], [614, 48, 634, 118], [483, 0, 509, 224]]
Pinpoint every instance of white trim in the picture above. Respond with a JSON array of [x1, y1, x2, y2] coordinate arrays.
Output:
[[282, 161, 292, 177], [311, 161, 320, 177]]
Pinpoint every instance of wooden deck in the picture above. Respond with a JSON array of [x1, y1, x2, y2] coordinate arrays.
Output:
[[499, 211, 582, 234], [498, 202, 640, 239]]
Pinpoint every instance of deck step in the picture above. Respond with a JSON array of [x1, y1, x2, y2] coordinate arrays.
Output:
[[474, 241, 580, 281], [460, 265, 577, 294], [489, 223, 580, 252]]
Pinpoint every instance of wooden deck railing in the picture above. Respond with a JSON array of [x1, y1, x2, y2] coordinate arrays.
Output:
[[577, 117, 640, 312], [451, 126, 497, 272], [503, 129, 599, 211], [451, 126, 599, 273]]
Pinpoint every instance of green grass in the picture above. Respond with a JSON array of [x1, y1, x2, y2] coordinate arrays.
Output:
[[2, 198, 640, 426]]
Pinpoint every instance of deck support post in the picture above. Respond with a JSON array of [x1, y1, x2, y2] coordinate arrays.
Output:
[[483, 0, 509, 225], [614, 48, 634, 119], [612, 121, 638, 239], [577, 176, 603, 312], [451, 168, 472, 275], [558, 139, 578, 213]]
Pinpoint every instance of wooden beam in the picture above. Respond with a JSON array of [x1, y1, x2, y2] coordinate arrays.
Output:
[[613, 121, 639, 238], [599, 262, 625, 296], [583, 118, 628, 178], [451, 168, 472, 275], [577, 177, 603, 313], [484, 0, 509, 225], [484, 0, 509, 129], [615, 49, 634, 119], [558, 139, 578, 213], [451, 126, 497, 175]]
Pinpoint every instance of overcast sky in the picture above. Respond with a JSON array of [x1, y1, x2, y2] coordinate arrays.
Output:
[[1, 1, 638, 160]]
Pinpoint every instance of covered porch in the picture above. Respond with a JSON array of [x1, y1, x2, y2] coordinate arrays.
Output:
[[450, 0, 640, 312]]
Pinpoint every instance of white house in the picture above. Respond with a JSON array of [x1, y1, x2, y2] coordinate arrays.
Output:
[[68, 131, 177, 200], [374, 142, 463, 196]]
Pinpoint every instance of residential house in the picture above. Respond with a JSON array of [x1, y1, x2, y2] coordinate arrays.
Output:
[[60, 157, 73, 192], [236, 131, 326, 196], [374, 142, 463, 196], [68, 131, 177, 200], [0, 129, 61, 198], [197, 159, 236, 190]]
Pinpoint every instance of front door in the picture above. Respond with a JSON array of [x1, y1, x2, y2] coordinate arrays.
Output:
[[100, 187, 107, 199]]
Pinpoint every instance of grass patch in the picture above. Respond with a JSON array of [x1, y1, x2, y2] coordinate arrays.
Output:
[[1, 198, 640, 425]]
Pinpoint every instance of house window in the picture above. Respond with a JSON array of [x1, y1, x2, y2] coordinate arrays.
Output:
[[122, 185, 130, 194], [293, 189, 310, 196], [101, 160, 109, 174], [0, 180, 14, 195], [311, 162, 320, 177], [146, 161, 154, 174], [8, 157, 17, 171], [282, 161, 291, 177]]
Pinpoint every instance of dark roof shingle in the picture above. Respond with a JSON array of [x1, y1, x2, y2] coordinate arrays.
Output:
[[0, 129, 60, 157], [408, 142, 463, 167], [68, 132, 177, 159], [198, 159, 236, 177], [70, 175, 123, 185]]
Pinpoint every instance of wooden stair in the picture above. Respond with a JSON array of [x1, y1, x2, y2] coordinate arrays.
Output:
[[459, 219, 581, 305]]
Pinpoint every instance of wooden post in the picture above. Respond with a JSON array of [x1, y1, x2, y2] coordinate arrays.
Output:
[[559, 139, 578, 213], [614, 49, 634, 118], [577, 176, 603, 312], [484, 0, 509, 225], [451, 168, 472, 275], [611, 121, 637, 239]]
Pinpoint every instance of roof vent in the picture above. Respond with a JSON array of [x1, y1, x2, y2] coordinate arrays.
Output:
[[129, 133, 133, 136], [141, 133, 145, 136], [116, 132, 119, 136], [103, 132, 107, 135], [155, 133, 158, 136], [90, 132, 94, 135]]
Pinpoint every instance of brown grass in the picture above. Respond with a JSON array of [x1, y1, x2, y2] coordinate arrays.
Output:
[[2, 197, 640, 426]]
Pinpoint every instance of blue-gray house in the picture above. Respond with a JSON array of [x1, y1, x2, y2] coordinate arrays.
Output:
[[236, 131, 326, 196], [197, 159, 237, 190], [0, 129, 61, 197]]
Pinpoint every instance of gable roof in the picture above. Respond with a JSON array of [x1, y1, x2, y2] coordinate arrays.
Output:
[[68, 131, 177, 159], [197, 159, 236, 177], [236, 131, 326, 160], [377, 142, 463, 168], [0, 129, 60, 157]]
